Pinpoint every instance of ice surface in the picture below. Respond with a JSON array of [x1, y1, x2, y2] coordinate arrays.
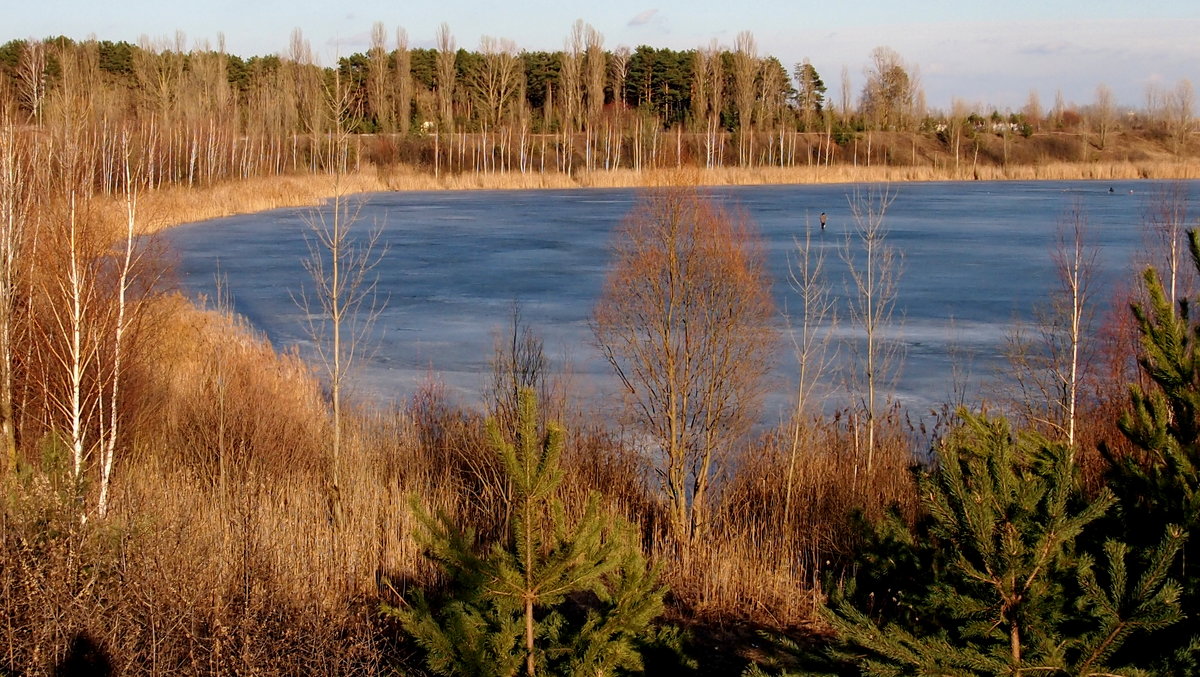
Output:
[[166, 180, 1188, 421]]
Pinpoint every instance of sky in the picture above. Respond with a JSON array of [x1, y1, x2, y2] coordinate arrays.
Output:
[[10, 1, 1200, 112]]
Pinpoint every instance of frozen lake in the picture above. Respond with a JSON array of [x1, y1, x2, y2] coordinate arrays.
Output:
[[165, 180, 1193, 420]]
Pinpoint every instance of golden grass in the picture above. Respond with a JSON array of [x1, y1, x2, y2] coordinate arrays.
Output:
[[0, 297, 479, 673], [5, 289, 913, 670], [102, 158, 1200, 236]]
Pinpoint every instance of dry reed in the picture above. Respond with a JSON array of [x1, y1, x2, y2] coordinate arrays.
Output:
[[96, 158, 1200, 238]]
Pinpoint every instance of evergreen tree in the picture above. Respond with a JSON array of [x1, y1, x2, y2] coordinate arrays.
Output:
[[1101, 229, 1200, 672], [793, 59, 825, 131], [821, 413, 1184, 677], [385, 389, 665, 676]]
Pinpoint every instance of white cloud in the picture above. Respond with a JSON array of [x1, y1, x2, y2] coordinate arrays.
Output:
[[628, 9, 658, 27]]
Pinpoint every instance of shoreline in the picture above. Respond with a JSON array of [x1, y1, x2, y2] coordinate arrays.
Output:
[[131, 159, 1200, 234]]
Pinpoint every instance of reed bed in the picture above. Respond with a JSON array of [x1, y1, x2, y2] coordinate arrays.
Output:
[[107, 157, 1200, 237]]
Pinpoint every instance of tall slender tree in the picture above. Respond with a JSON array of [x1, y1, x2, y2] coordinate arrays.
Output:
[[435, 23, 457, 133], [841, 186, 901, 475], [732, 31, 758, 166], [0, 114, 31, 473], [393, 28, 413, 135], [794, 59, 826, 132], [367, 22, 393, 132]]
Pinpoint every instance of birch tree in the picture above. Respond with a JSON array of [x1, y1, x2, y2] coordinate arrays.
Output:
[[1143, 181, 1195, 311], [841, 186, 902, 475], [297, 76, 385, 523], [593, 186, 775, 557], [0, 115, 32, 474], [16, 39, 47, 125], [692, 41, 724, 168], [97, 132, 147, 518], [40, 145, 103, 505], [1005, 203, 1098, 452], [783, 219, 837, 533], [1052, 205, 1096, 451]]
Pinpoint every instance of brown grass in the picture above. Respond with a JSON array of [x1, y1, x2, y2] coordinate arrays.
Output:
[[104, 157, 1200, 237], [6, 129, 1170, 672], [1, 297, 475, 674], [2, 286, 928, 671]]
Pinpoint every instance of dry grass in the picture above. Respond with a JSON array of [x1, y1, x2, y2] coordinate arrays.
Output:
[[667, 408, 920, 630], [2, 290, 924, 672], [1, 298, 478, 674], [98, 157, 1200, 238], [7, 132, 1172, 672]]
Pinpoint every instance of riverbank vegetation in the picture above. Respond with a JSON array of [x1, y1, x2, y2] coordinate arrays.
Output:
[[1, 28, 1198, 226], [3, 23, 1200, 677]]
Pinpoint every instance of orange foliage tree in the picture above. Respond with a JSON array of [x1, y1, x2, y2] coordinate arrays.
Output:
[[593, 185, 776, 556]]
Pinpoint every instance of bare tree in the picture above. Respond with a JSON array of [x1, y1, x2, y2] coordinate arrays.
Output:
[[1053, 205, 1095, 451], [1004, 203, 1097, 452], [97, 131, 149, 518], [610, 46, 631, 108], [287, 29, 325, 171], [593, 186, 775, 556], [1023, 90, 1043, 132], [1142, 182, 1195, 315], [469, 36, 523, 132], [16, 39, 47, 125], [841, 187, 902, 474], [132, 34, 186, 126], [782, 218, 837, 533], [367, 22, 393, 132], [861, 46, 915, 131], [0, 115, 33, 473], [949, 98, 972, 175], [435, 23, 457, 133], [297, 77, 386, 523], [1167, 79, 1195, 154], [584, 24, 606, 171], [1093, 84, 1117, 150], [756, 57, 788, 165], [559, 22, 586, 154], [394, 28, 412, 135], [839, 65, 852, 127], [39, 146, 104, 506], [691, 47, 710, 165], [693, 41, 724, 168], [1051, 89, 1066, 129], [732, 31, 758, 166], [489, 303, 549, 440]]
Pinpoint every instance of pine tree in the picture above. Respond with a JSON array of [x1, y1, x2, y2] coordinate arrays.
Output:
[[385, 389, 665, 676], [1100, 228, 1200, 672], [822, 412, 1185, 677]]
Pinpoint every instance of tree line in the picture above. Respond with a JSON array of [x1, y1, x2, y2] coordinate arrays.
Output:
[[3, 24, 1192, 184]]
